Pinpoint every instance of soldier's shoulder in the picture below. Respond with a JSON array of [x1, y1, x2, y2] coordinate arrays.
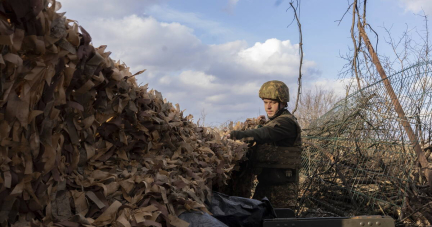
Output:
[[265, 113, 297, 128], [277, 111, 298, 123]]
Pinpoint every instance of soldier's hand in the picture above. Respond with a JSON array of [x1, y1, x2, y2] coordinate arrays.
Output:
[[228, 131, 238, 140], [224, 132, 234, 140]]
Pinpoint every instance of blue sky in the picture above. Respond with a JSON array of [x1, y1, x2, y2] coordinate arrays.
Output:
[[59, 0, 431, 125]]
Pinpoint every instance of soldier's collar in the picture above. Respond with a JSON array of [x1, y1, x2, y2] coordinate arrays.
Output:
[[268, 108, 287, 120]]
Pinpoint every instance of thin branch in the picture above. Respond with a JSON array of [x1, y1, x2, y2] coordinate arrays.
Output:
[[286, 5, 297, 28], [290, 0, 303, 115], [335, 2, 354, 25], [399, 201, 432, 223], [366, 24, 379, 52], [350, 0, 363, 92]]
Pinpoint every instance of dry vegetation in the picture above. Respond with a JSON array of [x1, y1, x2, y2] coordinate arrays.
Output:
[[298, 94, 432, 225], [296, 1, 432, 225], [292, 86, 339, 130]]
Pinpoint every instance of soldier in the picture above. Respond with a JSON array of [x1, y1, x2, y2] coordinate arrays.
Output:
[[229, 80, 302, 210]]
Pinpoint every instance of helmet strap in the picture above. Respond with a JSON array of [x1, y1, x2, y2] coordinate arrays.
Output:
[[278, 102, 287, 110], [269, 102, 287, 120]]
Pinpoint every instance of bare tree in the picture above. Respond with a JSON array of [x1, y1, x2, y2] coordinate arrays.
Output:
[[292, 86, 339, 129]]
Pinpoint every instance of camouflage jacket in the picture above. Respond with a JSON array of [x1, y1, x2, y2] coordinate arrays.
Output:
[[230, 109, 302, 169], [231, 109, 301, 147]]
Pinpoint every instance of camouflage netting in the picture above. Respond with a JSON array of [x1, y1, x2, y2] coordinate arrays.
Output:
[[0, 1, 248, 226], [299, 62, 432, 226], [216, 117, 266, 198]]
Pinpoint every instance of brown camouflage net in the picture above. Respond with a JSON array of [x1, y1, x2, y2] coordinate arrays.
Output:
[[0, 1, 248, 226], [217, 117, 266, 198]]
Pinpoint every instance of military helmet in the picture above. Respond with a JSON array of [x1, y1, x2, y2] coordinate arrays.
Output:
[[259, 80, 289, 103]]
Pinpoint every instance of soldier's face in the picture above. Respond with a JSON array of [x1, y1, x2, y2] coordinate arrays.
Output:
[[263, 99, 279, 117]]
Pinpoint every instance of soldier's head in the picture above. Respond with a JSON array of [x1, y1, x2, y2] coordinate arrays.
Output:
[[259, 80, 289, 117]]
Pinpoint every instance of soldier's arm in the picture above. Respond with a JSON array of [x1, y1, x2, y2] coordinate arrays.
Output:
[[230, 117, 297, 144]]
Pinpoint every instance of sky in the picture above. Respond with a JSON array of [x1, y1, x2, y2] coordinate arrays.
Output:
[[58, 0, 432, 126]]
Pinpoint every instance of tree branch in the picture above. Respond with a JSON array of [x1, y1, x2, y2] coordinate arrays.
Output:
[[290, 0, 304, 115]]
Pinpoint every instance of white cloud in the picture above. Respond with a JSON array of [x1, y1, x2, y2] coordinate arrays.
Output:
[[159, 76, 171, 85], [397, 0, 432, 16], [84, 15, 204, 73], [239, 39, 295, 62], [225, 0, 240, 13], [147, 5, 233, 37], [311, 78, 355, 98], [205, 94, 228, 103], [179, 71, 217, 88], [209, 40, 248, 55], [59, 0, 167, 19], [237, 39, 315, 75], [146, 5, 257, 43], [233, 82, 261, 95]]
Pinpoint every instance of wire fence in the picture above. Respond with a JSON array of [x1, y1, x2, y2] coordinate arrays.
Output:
[[299, 61, 432, 219]]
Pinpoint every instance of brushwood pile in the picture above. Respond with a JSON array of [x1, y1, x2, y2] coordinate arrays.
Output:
[[0, 1, 248, 226]]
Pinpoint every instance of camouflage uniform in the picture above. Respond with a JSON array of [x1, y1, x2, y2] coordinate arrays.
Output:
[[230, 80, 302, 210]]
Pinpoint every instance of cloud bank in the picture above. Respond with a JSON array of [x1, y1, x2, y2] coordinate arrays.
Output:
[[397, 0, 432, 16]]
